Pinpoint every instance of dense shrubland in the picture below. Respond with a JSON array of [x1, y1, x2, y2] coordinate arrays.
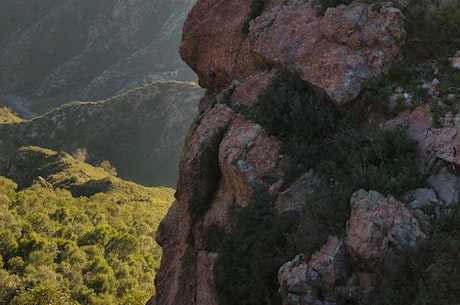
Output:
[[0, 147, 173, 305]]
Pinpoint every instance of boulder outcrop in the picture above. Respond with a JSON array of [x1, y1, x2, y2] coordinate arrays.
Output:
[[154, 0, 454, 304], [345, 190, 429, 271], [180, 0, 406, 105], [278, 190, 429, 305]]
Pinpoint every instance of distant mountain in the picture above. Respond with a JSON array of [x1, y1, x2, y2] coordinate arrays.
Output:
[[0, 81, 202, 187], [0, 0, 197, 116]]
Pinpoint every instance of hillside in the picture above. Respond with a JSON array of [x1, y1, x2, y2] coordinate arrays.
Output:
[[0, 145, 174, 305], [0, 81, 202, 187], [0, 0, 196, 116]]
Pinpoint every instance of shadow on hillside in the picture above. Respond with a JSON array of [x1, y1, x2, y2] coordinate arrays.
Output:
[[69, 178, 112, 198]]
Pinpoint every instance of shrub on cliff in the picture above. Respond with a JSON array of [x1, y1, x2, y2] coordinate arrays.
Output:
[[254, 68, 339, 144], [405, 1, 460, 61], [209, 188, 300, 305], [242, 0, 265, 35], [371, 206, 460, 305]]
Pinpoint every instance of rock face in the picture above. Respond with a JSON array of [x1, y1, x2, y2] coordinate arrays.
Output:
[[382, 107, 460, 208], [278, 237, 347, 305], [345, 190, 428, 271], [154, 97, 284, 304], [179, 0, 256, 91], [382, 107, 460, 167], [153, 0, 439, 304], [180, 0, 406, 105], [249, 1, 406, 105]]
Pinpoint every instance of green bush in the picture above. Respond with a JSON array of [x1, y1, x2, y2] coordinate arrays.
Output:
[[242, 0, 265, 35], [405, 1, 460, 61], [255, 69, 339, 143], [0, 168, 172, 304], [210, 188, 299, 305], [371, 207, 460, 305], [316, 127, 422, 197]]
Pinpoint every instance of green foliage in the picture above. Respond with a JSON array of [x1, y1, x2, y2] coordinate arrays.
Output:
[[255, 69, 339, 143], [357, 0, 460, 116], [11, 281, 77, 305], [286, 127, 423, 257], [0, 148, 174, 304], [0, 269, 21, 305], [71, 148, 88, 162], [405, 1, 460, 61], [242, 0, 265, 35], [98, 160, 117, 176], [210, 188, 299, 305], [316, 127, 421, 197], [371, 207, 460, 305]]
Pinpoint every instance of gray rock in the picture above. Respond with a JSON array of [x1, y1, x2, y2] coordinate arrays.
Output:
[[403, 188, 439, 209], [428, 166, 460, 207]]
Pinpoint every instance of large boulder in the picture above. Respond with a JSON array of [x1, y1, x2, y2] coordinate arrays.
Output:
[[180, 0, 406, 105], [249, 1, 406, 105], [278, 237, 347, 305], [345, 189, 429, 271], [278, 189, 430, 305]]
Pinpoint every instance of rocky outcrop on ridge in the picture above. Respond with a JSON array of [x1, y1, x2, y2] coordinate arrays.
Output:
[[180, 0, 406, 105], [279, 190, 429, 305], [154, 0, 460, 304]]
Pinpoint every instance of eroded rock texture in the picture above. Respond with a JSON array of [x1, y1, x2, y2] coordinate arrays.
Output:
[[153, 0, 433, 304], [180, 0, 406, 105], [154, 81, 284, 304]]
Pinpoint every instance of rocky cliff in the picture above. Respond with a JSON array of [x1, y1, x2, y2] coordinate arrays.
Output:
[[154, 0, 460, 304], [0, 0, 196, 115]]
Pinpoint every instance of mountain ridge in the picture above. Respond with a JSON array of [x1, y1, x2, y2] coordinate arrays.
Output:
[[0, 0, 197, 116], [0, 80, 202, 187]]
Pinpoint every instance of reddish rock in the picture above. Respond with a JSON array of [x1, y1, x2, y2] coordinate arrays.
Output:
[[179, 0, 256, 90], [203, 114, 282, 227], [180, 0, 405, 105], [275, 169, 320, 213], [278, 237, 347, 305], [451, 50, 460, 69], [230, 70, 276, 107], [249, 1, 406, 105], [155, 93, 284, 304], [278, 189, 429, 305], [382, 107, 460, 169], [154, 103, 235, 305], [344, 189, 429, 271]]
